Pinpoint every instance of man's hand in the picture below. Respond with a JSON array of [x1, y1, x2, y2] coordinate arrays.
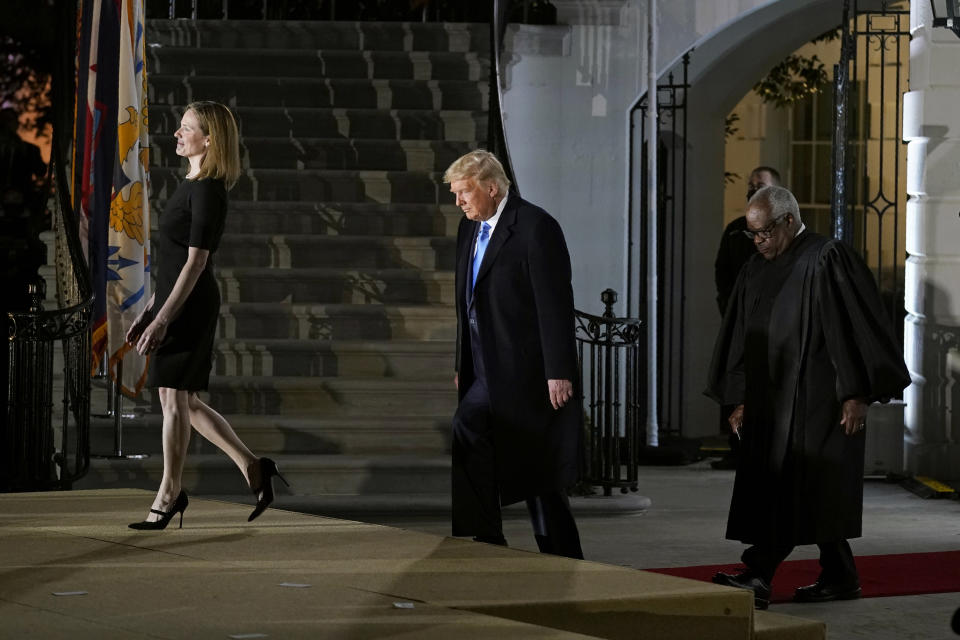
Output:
[[454, 372, 459, 390], [548, 379, 573, 410], [840, 397, 869, 436], [728, 404, 744, 437]]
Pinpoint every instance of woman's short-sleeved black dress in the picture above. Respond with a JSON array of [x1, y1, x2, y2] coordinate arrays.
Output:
[[147, 178, 227, 391]]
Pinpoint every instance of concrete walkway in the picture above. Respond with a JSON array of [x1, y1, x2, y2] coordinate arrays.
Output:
[[341, 462, 960, 640]]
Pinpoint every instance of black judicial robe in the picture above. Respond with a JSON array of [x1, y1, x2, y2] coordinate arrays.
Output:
[[706, 230, 910, 546], [454, 195, 582, 506]]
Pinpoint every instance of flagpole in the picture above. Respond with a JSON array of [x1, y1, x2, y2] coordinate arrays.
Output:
[[93, 358, 149, 460]]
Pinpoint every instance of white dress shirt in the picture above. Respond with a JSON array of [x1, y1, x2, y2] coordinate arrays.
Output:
[[472, 195, 508, 259]]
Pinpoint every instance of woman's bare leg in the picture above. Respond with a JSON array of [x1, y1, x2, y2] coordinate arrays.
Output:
[[186, 393, 259, 489], [145, 387, 192, 522]]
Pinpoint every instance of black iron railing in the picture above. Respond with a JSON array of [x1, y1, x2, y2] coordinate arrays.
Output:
[[629, 52, 690, 440], [575, 289, 643, 495], [4, 139, 92, 492]]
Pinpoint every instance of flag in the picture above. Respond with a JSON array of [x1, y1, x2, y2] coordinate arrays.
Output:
[[106, 0, 151, 395], [75, 0, 120, 375]]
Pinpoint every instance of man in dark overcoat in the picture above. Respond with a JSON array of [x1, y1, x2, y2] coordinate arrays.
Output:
[[706, 185, 910, 609], [445, 150, 583, 559]]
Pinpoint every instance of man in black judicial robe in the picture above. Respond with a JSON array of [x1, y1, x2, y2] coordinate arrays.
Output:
[[705, 185, 910, 609], [445, 150, 583, 559]]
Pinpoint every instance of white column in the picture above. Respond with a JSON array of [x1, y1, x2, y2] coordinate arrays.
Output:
[[903, 2, 960, 479]]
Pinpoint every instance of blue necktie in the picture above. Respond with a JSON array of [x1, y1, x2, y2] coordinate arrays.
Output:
[[471, 222, 491, 291]]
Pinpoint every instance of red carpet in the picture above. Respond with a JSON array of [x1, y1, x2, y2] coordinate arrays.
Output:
[[647, 550, 960, 603]]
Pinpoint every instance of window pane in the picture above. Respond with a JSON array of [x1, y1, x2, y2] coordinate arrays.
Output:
[[815, 144, 832, 205], [792, 100, 813, 141], [816, 84, 835, 139], [791, 145, 813, 202]]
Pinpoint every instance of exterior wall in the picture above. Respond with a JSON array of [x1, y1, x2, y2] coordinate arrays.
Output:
[[903, 2, 960, 479], [500, 0, 853, 440], [501, 0, 775, 317], [501, 13, 637, 317]]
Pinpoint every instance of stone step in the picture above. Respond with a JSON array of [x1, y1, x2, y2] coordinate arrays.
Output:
[[214, 234, 455, 270], [187, 201, 460, 237], [90, 414, 451, 456], [147, 47, 488, 81], [150, 75, 488, 111], [150, 104, 487, 141], [275, 493, 652, 520], [151, 201, 460, 237], [212, 339, 455, 378], [147, 20, 488, 53], [205, 375, 457, 417], [151, 166, 445, 204], [153, 137, 475, 172], [214, 267, 455, 305], [133, 17, 484, 500], [217, 302, 456, 341], [76, 453, 452, 495]]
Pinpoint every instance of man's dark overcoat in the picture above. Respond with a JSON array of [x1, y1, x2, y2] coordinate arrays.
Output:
[[454, 194, 581, 507], [706, 230, 910, 546]]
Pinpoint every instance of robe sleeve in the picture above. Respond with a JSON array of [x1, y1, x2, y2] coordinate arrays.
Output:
[[705, 257, 751, 405], [814, 240, 911, 403]]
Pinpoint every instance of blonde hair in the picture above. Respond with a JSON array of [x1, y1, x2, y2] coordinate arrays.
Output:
[[443, 150, 511, 196], [185, 101, 241, 189]]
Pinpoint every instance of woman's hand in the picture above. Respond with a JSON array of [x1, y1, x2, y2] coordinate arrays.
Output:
[[126, 307, 153, 345], [136, 318, 168, 356]]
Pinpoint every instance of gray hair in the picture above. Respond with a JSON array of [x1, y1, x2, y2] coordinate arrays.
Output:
[[443, 149, 511, 196], [749, 185, 802, 224]]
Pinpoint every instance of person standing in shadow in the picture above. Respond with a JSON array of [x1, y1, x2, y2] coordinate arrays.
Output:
[[126, 101, 287, 530], [0, 108, 48, 312], [445, 150, 583, 559], [710, 166, 780, 470]]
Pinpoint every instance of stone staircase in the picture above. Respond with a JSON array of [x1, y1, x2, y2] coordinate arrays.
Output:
[[79, 19, 489, 506]]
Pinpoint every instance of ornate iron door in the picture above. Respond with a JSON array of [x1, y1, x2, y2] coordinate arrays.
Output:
[[833, 0, 910, 334]]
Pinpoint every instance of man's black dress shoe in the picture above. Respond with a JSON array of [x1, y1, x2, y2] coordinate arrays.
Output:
[[793, 579, 861, 603], [472, 535, 508, 546], [712, 570, 771, 610]]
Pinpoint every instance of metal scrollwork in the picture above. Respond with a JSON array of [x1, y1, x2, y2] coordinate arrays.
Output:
[[4, 143, 92, 492], [575, 312, 642, 346], [7, 303, 92, 342]]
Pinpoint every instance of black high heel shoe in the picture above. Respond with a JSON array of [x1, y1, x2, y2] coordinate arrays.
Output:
[[248, 457, 289, 522], [129, 490, 188, 530]]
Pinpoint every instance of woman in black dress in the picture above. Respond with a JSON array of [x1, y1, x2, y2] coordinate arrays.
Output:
[[126, 101, 286, 529]]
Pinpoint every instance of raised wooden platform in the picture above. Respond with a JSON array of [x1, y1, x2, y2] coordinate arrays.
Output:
[[0, 490, 823, 639]]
